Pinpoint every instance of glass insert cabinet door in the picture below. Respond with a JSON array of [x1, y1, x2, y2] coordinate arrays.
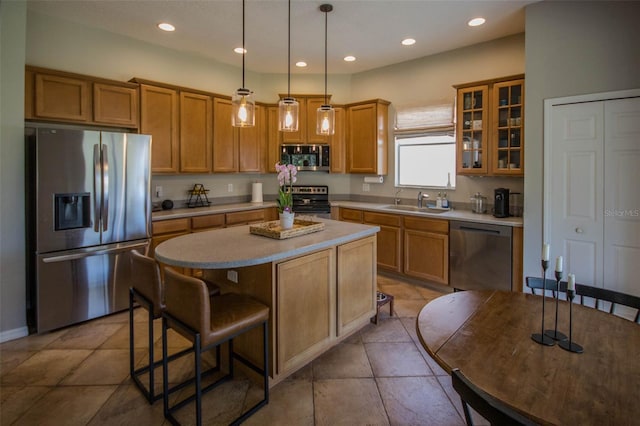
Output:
[[457, 85, 488, 174], [492, 79, 524, 175]]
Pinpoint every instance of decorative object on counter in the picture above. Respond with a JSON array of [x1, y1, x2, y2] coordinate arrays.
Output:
[[545, 256, 568, 342], [276, 162, 298, 228], [316, 4, 335, 135], [186, 184, 211, 208], [470, 192, 487, 214], [278, 0, 299, 132], [559, 274, 584, 354], [251, 182, 263, 203], [161, 199, 174, 210], [493, 188, 510, 218], [232, 0, 255, 127], [532, 243, 555, 346], [249, 218, 325, 240]]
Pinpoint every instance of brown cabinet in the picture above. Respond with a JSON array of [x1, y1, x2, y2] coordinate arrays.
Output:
[[25, 66, 139, 128], [140, 84, 179, 173], [280, 96, 331, 144], [330, 106, 346, 173], [455, 75, 524, 176], [403, 216, 449, 285], [180, 92, 212, 173], [363, 211, 402, 273], [93, 83, 139, 127], [191, 213, 225, 232], [346, 99, 390, 175], [213, 98, 264, 173], [339, 208, 364, 223], [337, 236, 376, 336], [225, 209, 267, 227], [266, 105, 281, 173]]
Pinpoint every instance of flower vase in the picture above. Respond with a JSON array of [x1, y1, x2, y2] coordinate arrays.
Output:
[[279, 211, 295, 230]]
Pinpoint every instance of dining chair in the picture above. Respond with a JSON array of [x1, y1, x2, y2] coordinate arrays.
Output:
[[574, 283, 640, 323], [162, 267, 270, 426], [525, 276, 640, 323], [451, 368, 537, 426], [129, 250, 221, 403]]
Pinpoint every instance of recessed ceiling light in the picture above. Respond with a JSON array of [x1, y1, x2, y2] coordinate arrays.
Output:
[[344, 56, 356, 62], [401, 38, 416, 46], [295, 61, 307, 68], [157, 23, 175, 32], [234, 47, 247, 54], [468, 17, 486, 27]]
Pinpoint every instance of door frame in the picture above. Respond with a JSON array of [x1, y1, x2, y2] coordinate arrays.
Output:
[[542, 88, 640, 244]]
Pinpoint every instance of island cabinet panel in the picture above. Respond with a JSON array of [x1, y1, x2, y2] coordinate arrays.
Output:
[[140, 84, 179, 173], [179, 92, 212, 173], [276, 249, 336, 375], [364, 212, 402, 273], [403, 217, 449, 285], [337, 236, 377, 336]]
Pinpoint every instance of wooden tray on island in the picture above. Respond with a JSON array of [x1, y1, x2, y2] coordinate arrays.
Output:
[[249, 218, 325, 240]]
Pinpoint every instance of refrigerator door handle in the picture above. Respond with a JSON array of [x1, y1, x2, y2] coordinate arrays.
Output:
[[41, 241, 149, 263], [101, 144, 109, 232], [93, 144, 101, 232]]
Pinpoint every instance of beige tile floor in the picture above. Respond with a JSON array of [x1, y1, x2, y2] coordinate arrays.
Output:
[[0, 274, 488, 426]]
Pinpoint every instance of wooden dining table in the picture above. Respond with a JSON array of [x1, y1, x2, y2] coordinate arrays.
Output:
[[416, 290, 640, 425]]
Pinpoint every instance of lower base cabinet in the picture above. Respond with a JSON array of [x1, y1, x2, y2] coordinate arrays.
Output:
[[404, 229, 449, 284]]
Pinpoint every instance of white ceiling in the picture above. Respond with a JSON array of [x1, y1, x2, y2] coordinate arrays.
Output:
[[27, 0, 536, 75]]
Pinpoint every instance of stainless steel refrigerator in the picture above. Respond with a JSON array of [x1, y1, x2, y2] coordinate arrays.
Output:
[[26, 127, 152, 333]]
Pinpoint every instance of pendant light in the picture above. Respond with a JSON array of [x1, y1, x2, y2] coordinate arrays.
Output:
[[278, 0, 299, 132], [316, 3, 335, 136], [232, 0, 255, 127]]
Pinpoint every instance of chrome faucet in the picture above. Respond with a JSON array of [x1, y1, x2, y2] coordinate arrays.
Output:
[[417, 191, 429, 208], [394, 189, 403, 205]]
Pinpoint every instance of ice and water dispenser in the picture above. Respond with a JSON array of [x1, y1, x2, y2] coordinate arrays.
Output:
[[54, 193, 91, 231]]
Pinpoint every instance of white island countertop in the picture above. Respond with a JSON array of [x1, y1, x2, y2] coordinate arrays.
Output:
[[154, 217, 380, 269]]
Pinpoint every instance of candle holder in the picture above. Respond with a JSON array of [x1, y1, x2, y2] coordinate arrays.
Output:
[[544, 270, 568, 341], [559, 289, 584, 353], [531, 260, 555, 346]]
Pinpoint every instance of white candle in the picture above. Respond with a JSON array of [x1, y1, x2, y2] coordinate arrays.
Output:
[[542, 243, 550, 261], [568, 273, 575, 291], [555, 256, 563, 272]]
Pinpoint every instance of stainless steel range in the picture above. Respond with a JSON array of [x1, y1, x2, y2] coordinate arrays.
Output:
[[291, 185, 331, 216]]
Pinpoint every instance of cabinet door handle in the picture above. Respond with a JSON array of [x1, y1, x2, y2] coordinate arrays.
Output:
[[575, 227, 584, 234]]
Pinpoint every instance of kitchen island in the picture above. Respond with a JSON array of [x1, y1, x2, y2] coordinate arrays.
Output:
[[155, 218, 380, 386]]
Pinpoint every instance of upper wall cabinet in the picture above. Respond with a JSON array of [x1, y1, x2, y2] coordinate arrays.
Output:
[[454, 75, 524, 176], [180, 92, 213, 173], [280, 95, 332, 144], [346, 99, 390, 175], [139, 84, 179, 173], [213, 98, 265, 173], [25, 66, 139, 128]]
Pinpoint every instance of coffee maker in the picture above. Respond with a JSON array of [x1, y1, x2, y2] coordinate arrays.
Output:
[[494, 188, 510, 218]]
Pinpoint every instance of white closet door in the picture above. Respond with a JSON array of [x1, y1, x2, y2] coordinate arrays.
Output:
[[549, 102, 604, 287], [604, 97, 640, 297]]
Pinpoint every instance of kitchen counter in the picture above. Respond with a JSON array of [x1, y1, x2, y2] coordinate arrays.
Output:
[[152, 201, 277, 221], [155, 218, 379, 269], [330, 201, 523, 227]]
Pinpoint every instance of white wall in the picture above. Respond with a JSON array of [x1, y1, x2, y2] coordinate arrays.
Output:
[[0, 1, 28, 340], [523, 1, 640, 286]]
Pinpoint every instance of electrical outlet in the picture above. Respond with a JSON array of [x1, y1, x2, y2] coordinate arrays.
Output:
[[228, 183, 234, 193], [362, 183, 370, 192], [155, 186, 163, 198], [227, 270, 238, 283]]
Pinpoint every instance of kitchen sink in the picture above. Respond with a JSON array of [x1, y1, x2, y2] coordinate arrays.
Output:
[[382, 205, 448, 214]]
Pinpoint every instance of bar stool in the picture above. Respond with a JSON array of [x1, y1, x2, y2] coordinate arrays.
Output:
[[162, 268, 270, 426], [129, 250, 220, 403]]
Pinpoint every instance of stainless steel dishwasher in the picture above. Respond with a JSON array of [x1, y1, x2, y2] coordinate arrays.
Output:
[[449, 221, 512, 291]]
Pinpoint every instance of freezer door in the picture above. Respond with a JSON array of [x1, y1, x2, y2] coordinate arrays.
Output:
[[34, 240, 148, 332], [100, 132, 151, 244], [33, 128, 102, 252]]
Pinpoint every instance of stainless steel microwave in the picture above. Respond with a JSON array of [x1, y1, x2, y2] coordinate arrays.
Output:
[[280, 144, 330, 171]]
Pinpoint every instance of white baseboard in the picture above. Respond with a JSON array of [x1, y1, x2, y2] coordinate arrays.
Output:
[[0, 326, 29, 343]]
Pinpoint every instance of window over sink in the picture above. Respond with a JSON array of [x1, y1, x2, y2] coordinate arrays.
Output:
[[395, 133, 456, 188]]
